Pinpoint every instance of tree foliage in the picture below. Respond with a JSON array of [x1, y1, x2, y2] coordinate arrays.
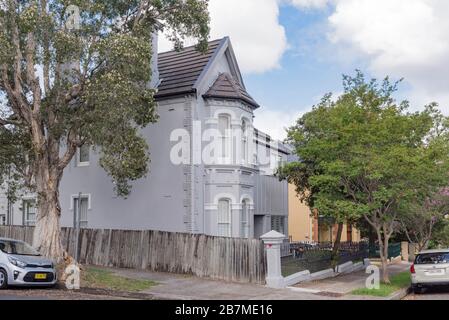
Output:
[[0, 0, 210, 197], [282, 71, 449, 282], [399, 189, 449, 251]]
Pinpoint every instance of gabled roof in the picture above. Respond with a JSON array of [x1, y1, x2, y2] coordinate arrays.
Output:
[[203, 73, 260, 109], [155, 39, 223, 99]]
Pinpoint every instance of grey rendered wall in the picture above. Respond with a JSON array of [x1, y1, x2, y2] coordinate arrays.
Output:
[[59, 97, 192, 232], [194, 49, 257, 238], [0, 185, 33, 226], [254, 175, 289, 235]]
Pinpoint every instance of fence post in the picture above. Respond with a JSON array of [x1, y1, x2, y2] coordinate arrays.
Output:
[[409, 243, 418, 262], [401, 242, 409, 262], [260, 230, 286, 289]]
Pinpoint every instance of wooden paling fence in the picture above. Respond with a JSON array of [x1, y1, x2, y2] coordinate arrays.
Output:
[[0, 226, 266, 284]]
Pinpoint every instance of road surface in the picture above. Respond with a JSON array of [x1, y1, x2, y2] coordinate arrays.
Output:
[[404, 286, 449, 300], [0, 288, 125, 300]]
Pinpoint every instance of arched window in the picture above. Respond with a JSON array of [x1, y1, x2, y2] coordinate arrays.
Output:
[[218, 114, 230, 160], [218, 199, 231, 237], [241, 199, 249, 238], [241, 120, 248, 164]]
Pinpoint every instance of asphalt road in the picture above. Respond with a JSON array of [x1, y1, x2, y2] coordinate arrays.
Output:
[[404, 286, 449, 300], [0, 288, 125, 300]]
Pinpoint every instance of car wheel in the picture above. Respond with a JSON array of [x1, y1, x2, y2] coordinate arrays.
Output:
[[0, 269, 8, 290], [413, 285, 424, 294]]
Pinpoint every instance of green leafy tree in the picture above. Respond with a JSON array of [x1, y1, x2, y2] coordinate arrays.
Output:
[[398, 189, 449, 252], [284, 71, 449, 283], [0, 0, 210, 262], [432, 219, 449, 248]]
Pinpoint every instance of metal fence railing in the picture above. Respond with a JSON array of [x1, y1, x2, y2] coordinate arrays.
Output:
[[281, 241, 369, 277], [369, 242, 401, 259]]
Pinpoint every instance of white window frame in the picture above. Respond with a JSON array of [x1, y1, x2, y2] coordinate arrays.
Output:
[[23, 198, 37, 227], [70, 194, 92, 210], [217, 199, 232, 237], [72, 195, 90, 228], [218, 114, 231, 163], [241, 120, 248, 165], [240, 200, 249, 238], [77, 144, 90, 167]]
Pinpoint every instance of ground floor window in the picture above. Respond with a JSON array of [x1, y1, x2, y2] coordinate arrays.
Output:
[[271, 216, 285, 235], [73, 196, 89, 228], [23, 199, 37, 226], [218, 199, 231, 237], [240, 200, 249, 238]]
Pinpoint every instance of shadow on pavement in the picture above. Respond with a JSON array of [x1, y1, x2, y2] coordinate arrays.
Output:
[[420, 285, 449, 295]]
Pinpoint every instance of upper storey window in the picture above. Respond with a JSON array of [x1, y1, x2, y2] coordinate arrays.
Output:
[[77, 144, 90, 167], [218, 114, 231, 160], [242, 120, 248, 164]]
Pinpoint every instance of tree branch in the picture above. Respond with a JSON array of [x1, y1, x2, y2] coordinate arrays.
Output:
[[25, 32, 42, 112], [57, 129, 84, 171]]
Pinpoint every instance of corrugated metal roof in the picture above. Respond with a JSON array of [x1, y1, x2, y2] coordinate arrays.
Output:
[[203, 73, 260, 109], [155, 39, 223, 99]]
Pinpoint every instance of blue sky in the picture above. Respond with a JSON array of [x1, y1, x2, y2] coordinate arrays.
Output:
[[159, 0, 449, 140], [247, 6, 345, 113]]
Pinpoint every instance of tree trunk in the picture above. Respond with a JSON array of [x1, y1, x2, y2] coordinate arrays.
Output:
[[32, 166, 65, 263], [382, 234, 391, 284], [331, 223, 344, 269], [368, 227, 376, 257], [376, 228, 390, 284], [418, 240, 429, 252]]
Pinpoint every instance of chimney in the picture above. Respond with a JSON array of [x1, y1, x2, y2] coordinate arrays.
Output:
[[149, 31, 160, 89]]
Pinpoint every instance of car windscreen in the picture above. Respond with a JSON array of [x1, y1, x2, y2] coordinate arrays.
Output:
[[415, 252, 449, 265], [0, 240, 40, 256]]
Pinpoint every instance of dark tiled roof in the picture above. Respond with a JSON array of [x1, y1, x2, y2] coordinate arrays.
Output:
[[155, 39, 223, 98], [203, 73, 260, 109]]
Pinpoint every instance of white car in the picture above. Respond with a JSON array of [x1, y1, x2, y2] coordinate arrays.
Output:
[[411, 249, 449, 293], [0, 237, 57, 289]]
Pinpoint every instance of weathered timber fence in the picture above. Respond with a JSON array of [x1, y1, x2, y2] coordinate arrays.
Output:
[[0, 226, 266, 284]]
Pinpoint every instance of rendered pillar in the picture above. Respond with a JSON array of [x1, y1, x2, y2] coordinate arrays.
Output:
[[260, 230, 286, 289]]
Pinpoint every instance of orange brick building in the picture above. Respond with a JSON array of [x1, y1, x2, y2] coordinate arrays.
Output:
[[288, 184, 361, 243]]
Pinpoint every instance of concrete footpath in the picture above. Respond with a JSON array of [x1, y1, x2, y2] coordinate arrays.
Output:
[[104, 262, 410, 300], [108, 267, 328, 300], [293, 261, 411, 297]]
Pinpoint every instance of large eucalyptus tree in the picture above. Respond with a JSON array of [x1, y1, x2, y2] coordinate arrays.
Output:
[[0, 0, 210, 262]]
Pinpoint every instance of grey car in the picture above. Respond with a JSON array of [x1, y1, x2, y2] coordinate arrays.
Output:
[[0, 237, 57, 289], [411, 249, 449, 293]]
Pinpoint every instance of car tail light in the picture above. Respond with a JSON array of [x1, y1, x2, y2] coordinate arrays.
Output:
[[410, 264, 416, 274]]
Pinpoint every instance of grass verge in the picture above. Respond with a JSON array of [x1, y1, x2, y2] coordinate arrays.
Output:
[[82, 267, 157, 292], [351, 271, 410, 297]]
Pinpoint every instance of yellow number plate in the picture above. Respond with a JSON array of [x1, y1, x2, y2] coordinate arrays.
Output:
[[35, 273, 47, 280]]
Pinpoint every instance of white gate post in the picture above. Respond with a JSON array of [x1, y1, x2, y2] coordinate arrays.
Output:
[[261, 230, 286, 289]]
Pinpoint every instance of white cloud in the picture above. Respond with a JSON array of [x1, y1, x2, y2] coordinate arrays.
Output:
[[325, 0, 449, 110], [158, 0, 288, 74], [288, 0, 331, 9], [253, 108, 303, 141]]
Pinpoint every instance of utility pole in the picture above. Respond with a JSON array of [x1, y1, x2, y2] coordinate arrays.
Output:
[[6, 166, 12, 226]]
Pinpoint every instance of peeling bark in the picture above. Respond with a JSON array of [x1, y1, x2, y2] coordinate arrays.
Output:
[[32, 153, 65, 262]]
